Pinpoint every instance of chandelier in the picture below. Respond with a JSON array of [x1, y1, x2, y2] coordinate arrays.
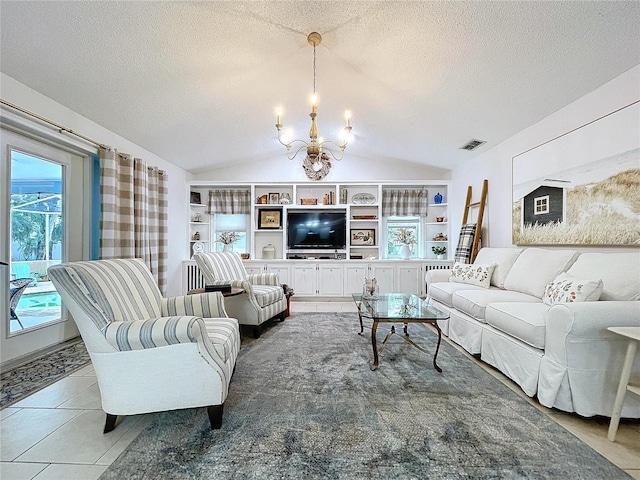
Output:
[[275, 32, 352, 180]]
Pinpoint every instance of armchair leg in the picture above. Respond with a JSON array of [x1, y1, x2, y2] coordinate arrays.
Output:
[[104, 413, 117, 433], [252, 326, 261, 338], [207, 404, 224, 429], [279, 311, 286, 322]]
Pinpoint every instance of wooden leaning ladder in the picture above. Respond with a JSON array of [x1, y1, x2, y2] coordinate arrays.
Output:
[[461, 179, 488, 263]]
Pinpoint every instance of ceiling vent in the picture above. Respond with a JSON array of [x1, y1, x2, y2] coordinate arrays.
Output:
[[459, 139, 486, 151]]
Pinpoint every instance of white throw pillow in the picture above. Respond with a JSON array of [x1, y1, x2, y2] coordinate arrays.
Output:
[[449, 262, 496, 288], [542, 272, 603, 305], [473, 247, 523, 288]]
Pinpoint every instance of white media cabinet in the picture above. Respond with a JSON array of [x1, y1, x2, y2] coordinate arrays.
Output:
[[185, 181, 453, 297], [183, 259, 452, 298]]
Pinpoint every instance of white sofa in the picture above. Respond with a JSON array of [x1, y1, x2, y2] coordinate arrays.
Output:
[[426, 247, 640, 418]]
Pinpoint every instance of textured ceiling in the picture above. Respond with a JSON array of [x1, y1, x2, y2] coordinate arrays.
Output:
[[1, 1, 639, 174]]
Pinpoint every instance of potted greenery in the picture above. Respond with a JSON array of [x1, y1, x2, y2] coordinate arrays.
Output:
[[432, 245, 446, 260]]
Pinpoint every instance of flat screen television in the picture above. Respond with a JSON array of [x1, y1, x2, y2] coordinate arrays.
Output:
[[287, 210, 347, 249]]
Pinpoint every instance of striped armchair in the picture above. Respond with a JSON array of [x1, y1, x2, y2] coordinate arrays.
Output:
[[193, 252, 286, 338], [48, 258, 239, 433]]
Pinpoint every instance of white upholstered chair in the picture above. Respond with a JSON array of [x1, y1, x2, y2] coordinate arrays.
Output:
[[193, 252, 286, 338], [48, 258, 240, 433]]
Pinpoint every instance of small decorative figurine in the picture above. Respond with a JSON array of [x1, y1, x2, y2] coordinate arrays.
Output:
[[434, 192, 443, 204]]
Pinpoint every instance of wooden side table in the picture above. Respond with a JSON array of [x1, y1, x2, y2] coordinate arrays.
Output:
[[607, 326, 640, 441]]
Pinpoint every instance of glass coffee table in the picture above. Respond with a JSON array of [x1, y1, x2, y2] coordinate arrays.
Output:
[[352, 293, 450, 372]]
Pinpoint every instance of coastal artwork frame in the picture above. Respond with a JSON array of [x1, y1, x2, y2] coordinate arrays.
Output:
[[512, 101, 639, 246], [258, 209, 282, 229], [350, 229, 375, 246]]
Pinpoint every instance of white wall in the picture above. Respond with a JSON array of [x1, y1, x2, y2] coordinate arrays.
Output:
[[1, 73, 192, 296], [193, 154, 450, 182], [450, 65, 640, 252]]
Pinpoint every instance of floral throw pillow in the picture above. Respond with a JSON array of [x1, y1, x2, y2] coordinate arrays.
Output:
[[543, 272, 603, 305], [449, 262, 496, 288]]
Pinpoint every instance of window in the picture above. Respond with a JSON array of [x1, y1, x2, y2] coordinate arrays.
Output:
[[212, 214, 249, 253], [385, 216, 421, 259], [534, 195, 549, 215]]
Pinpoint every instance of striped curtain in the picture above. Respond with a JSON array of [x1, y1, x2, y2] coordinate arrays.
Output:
[[99, 147, 168, 294], [382, 189, 428, 216], [208, 190, 250, 214]]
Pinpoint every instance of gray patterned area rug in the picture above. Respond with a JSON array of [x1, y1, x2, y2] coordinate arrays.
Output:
[[0, 338, 90, 408], [100, 312, 629, 479]]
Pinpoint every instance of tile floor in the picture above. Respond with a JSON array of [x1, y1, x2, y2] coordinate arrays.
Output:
[[1, 301, 639, 480]]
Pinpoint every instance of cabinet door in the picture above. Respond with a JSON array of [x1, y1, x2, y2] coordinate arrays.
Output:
[[292, 265, 317, 296], [344, 264, 369, 295], [268, 265, 290, 285], [244, 262, 266, 276], [397, 265, 422, 295], [370, 265, 395, 294], [318, 264, 344, 296]]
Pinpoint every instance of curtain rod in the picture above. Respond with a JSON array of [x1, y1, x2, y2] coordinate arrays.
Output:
[[1, 99, 110, 150]]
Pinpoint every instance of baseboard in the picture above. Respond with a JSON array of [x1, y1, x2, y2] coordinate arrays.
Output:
[[0, 336, 82, 373]]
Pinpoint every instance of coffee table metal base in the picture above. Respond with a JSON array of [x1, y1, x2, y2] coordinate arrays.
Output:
[[353, 293, 447, 372], [370, 321, 442, 372], [366, 319, 442, 372]]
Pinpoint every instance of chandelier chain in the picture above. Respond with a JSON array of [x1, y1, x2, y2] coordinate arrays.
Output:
[[313, 44, 316, 94]]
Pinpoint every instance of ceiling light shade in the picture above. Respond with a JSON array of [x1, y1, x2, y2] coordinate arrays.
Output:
[[275, 32, 352, 180]]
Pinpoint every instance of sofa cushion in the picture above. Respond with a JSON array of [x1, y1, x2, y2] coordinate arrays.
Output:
[[473, 247, 523, 288], [429, 281, 487, 308], [485, 303, 550, 349], [252, 285, 284, 307], [450, 262, 496, 288], [542, 272, 603, 305], [503, 248, 579, 298], [452, 289, 541, 322], [566, 252, 640, 301]]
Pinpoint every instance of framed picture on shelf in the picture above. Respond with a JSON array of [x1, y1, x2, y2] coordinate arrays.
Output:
[[258, 209, 282, 229], [190, 191, 202, 205], [350, 229, 375, 246], [269, 193, 280, 204]]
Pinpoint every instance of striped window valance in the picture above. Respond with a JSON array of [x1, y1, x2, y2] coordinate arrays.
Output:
[[382, 189, 428, 216], [208, 190, 250, 214]]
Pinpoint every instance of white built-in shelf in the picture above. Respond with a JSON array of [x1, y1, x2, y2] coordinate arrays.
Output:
[[190, 203, 206, 207], [429, 203, 448, 207], [190, 222, 209, 225], [426, 222, 448, 225]]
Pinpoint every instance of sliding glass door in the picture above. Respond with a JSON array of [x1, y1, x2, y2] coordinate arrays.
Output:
[[1, 129, 86, 364]]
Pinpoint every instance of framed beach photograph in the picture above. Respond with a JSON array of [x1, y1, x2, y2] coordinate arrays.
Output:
[[512, 101, 639, 246], [269, 193, 280, 204], [350, 229, 375, 246], [258, 209, 282, 229]]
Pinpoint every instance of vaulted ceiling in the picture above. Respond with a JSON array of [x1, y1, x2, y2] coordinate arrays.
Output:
[[1, 1, 638, 173]]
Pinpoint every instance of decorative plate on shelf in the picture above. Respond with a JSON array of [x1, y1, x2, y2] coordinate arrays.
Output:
[[352, 193, 376, 204]]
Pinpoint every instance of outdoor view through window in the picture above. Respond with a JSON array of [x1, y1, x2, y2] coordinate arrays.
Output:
[[9, 151, 63, 333]]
